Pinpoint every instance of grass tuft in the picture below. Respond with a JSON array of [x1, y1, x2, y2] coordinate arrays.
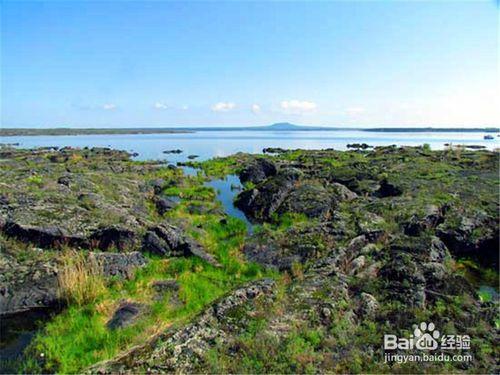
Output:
[[57, 250, 107, 306]]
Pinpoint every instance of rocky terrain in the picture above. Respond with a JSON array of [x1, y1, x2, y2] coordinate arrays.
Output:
[[0, 145, 498, 373]]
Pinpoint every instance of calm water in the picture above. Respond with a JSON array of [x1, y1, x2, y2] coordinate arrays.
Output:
[[4, 130, 498, 163], [205, 175, 252, 231]]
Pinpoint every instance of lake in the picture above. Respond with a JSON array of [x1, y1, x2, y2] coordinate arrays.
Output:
[[4, 130, 498, 163]]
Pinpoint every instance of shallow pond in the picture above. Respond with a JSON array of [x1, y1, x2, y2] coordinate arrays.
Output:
[[204, 174, 252, 232]]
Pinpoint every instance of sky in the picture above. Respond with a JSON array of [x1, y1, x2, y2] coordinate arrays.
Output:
[[1, 0, 499, 128]]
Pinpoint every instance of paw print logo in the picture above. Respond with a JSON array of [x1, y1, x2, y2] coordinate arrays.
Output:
[[413, 322, 440, 350]]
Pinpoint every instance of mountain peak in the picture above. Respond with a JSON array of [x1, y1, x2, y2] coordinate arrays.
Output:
[[266, 122, 301, 130]]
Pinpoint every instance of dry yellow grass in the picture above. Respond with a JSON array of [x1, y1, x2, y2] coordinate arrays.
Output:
[[57, 250, 106, 306]]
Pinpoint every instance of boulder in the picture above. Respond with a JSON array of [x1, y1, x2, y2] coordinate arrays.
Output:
[[379, 253, 426, 307], [374, 179, 403, 198], [358, 292, 379, 318], [234, 168, 304, 222], [0, 255, 60, 316], [90, 252, 148, 279], [2, 221, 86, 249], [331, 182, 358, 201], [239, 158, 277, 184], [243, 240, 298, 271], [142, 223, 220, 267], [277, 183, 333, 219], [106, 301, 145, 330], [386, 235, 449, 263], [57, 175, 71, 186], [149, 179, 166, 194], [437, 214, 499, 269], [243, 225, 335, 271], [151, 279, 182, 305], [154, 196, 177, 215], [89, 226, 137, 251], [403, 205, 444, 236], [349, 255, 366, 275]]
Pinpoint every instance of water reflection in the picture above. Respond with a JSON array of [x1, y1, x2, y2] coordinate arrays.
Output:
[[204, 175, 251, 231]]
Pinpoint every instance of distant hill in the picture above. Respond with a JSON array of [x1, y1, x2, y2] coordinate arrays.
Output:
[[265, 122, 306, 130], [1, 124, 498, 137]]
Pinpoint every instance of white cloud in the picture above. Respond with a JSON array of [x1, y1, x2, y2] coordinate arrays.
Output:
[[280, 100, 317, 114], [102, 103, 117, 110], [251, 104, 261, 114], [154, 102, 170, 110], [181, 105, 189, 111], [211, 102, 236, 112]]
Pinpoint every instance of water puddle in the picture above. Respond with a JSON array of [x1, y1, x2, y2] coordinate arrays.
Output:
[[0, 309, 56, 372], [204, 175, 252, 232], [179, 166, 252, 232]]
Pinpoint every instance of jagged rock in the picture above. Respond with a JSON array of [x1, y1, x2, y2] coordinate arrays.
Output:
[[89, 226, 137, 251], [142, 230, 182, 257], [0, 195, 9, 207], [379, 253, 426, 307], [243, 240, 294, 271], [154, 196, 177, 215], [235, 168, 357, 221], [347, 231, 385, 254], [106, 302, 145, 330], [374, 178, 403, 197], [239, 158, 277, 184], [78, 192, 102, 208], [277, 183, 333, 219], [151, 280, 182, 304], [2, 221, 86, 248], [357, 212, 386, 233], [349, 255, 366, 275], [0, 255, 60, 316], [437, 214, 499, 268], [331, 182, 358, 201], [404, 205, 444, 236], [142, 223, 220, 267], [235, 168, 307, 222], [57, 175, 71, 186], [389, 235, 449, 263], [90, 252, 148, 279], [244, 225, 335, 271], [358, 292, 379, 317], [149, 179, 166, 194]]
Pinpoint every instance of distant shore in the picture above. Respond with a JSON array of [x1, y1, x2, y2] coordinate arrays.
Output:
[[0, 128, 193, 137], [1, 125, 499, 137]]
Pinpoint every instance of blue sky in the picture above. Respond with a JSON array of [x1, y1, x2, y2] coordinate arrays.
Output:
[[1, 1, 498, 128]]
